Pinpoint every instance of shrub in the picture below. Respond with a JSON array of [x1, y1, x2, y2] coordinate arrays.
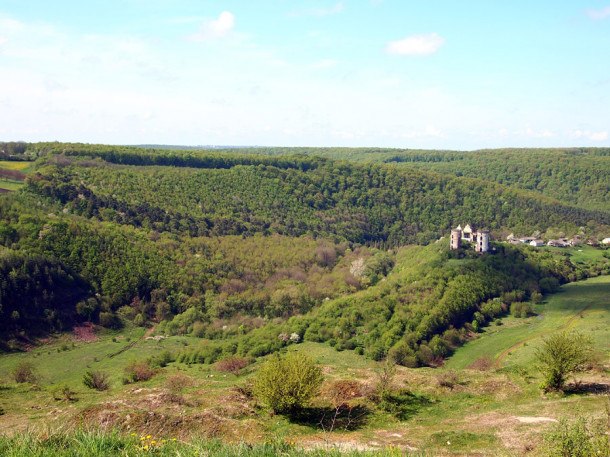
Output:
[[325, 380, 363, 407], [12, 361, 37, 384], [215, 355, 251, 376], [388, 342, 416, 367], [535, 331, 593, 390], [253, 351, 323, 415], [82, 371, 110, 391], [52, 385, 77, 402], [543, 416, 609, 457], [510, 301, 532, 318], [539, 276, 560, 294], [166, 374, 193, 393], [150, 350, 174, 368], [99, 312, 122, 329], [437, 370, 458, 388], [123, 361, 156, 384]]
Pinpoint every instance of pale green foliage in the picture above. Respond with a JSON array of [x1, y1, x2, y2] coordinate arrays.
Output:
[[543, 415, 610, 457], [254, 351, 323, 414], [535, 331, 593, 390]]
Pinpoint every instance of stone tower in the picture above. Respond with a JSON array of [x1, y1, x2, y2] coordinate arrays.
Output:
[[475, 230, 490, 252], [450, 229, 461, 250]]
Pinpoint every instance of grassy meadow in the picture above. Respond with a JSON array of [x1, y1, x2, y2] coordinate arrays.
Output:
[[1, 275, 609, 456], [0, 160, 31, 191], [446, 274, 610, 370]]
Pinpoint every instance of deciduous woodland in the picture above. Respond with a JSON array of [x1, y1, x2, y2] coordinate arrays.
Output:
[[1, 143, 609, 356], [1, 143, 609, 456]]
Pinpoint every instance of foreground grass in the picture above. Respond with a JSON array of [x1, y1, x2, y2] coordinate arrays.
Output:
[[0, 429, 427, 457]]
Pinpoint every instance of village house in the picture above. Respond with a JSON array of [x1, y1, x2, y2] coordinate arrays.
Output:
[[548, 239, 570, 248]]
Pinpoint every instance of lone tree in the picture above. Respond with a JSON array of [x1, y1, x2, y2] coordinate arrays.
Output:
[[254, 351, 323, 415], [535, 331, 593, 390]]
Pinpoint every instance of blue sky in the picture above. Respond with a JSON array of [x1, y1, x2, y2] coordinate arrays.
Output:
[[0, 0, 608, 149]]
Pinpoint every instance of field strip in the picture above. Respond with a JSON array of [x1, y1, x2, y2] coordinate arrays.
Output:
[[493, 303, 592, 368]]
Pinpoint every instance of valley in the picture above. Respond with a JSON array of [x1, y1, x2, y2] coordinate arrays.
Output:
[[0, 144, 609, 456]]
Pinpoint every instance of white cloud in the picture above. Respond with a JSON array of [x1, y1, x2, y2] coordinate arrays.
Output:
[[0, 17, 24, 32], [189, 11, 235, 41], [385, 33, 445, 56], [570, 129, 608, 140], [400, 125, 443, 139], [590, 131, 608, 140], [585, 6, 610, 20], [520, 127, 554, 138]]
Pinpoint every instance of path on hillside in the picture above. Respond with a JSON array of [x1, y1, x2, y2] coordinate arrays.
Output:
[[493, 304, 592, 368], [108, 325, 157, 359]]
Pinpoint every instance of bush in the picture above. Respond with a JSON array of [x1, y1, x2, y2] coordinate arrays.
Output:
[[123, 361, 156, 384], [437, 370, 458, 388], [82, 371, 110, 391], [99, 312, 122, 329], [51, 385, 77, 402], [149, 350, 174, 368], [543, 416, 609, 457], [253, 351, 323, 415], [539, 276, 560, 294], [12, 361, 37, 384], [510, 301, 532, 318], [166, 374, 193, 393], [535, 331, 593, 390], [215, 355, 251, 376]]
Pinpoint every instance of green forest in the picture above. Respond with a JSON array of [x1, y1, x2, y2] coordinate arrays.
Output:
[[1, 142, 609, 362]]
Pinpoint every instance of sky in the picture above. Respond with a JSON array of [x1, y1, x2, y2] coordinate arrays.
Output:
[[0, 0, 609, 149]]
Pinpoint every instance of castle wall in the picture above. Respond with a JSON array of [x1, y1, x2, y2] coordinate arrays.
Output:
[[450, 229, 461, 250]]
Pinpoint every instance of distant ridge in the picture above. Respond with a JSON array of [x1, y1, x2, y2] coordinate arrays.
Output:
[[133, 144, 259, 150]]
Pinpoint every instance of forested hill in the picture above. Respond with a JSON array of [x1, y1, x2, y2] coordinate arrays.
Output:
[[12, 142, 610, 212], [120, 145, 608, 213], [19, 144, 610, 246], [1, 142, 610, 358]]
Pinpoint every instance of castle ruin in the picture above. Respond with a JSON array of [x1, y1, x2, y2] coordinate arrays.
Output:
[[450, 224, 490, 252]]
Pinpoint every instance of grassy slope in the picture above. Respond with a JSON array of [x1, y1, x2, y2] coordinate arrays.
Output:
[[445, 274, 610, 370], [0, 273, 609, 456]]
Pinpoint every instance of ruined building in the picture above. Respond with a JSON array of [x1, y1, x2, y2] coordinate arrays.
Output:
[[450, 224, 490, 252]]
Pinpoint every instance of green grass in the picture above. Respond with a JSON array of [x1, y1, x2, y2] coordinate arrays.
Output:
[[0, 326, 201, 389], [0, 429, 431, 457], [1, 276, 609, 456], [0, 180, 23, 191], [0, 160, 32, 190], [445, 275, 610, 370], [544, 244, 605, 263], [0, 161, 32, 172]]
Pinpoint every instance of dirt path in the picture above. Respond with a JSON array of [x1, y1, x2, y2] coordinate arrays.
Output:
[[108, 324, 157, 359], [493, 304, 591, 368]]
